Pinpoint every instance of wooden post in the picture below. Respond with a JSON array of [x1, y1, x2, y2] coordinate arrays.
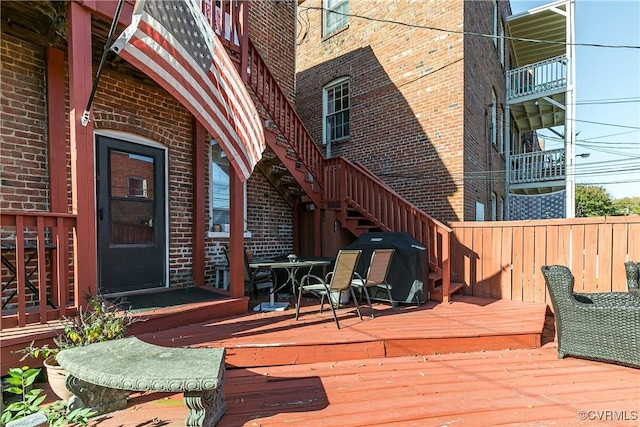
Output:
[[228, 171, 245, 299], [192, 119, 206, 286], [68, 1, 97, 302]]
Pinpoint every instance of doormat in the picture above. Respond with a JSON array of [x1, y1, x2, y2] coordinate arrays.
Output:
[[109, 287, 225, 313]]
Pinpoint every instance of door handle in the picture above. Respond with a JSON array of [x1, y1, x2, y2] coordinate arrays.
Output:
[[99, 208, 104, 221]]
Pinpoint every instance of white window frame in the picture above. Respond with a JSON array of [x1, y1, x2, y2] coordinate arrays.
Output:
[[492, 0, 498, 47], [499, 19, 504, 66], [499, 196, 505, 221], [323, 77, 350, 147], [208, 139, 249, 237], [323, 0, 349, 37], [491, 90, 497, 147]]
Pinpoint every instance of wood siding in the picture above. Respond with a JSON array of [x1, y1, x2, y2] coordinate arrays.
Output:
[[450, 216, 640, 305]]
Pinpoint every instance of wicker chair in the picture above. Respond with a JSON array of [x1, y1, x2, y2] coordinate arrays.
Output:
[[541, 265, 640, 368], [625, 261, 639, 292]]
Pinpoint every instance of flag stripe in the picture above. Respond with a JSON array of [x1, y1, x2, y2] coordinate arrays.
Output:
[[111, 0, 264, 181], [125, 25, 252, 175]]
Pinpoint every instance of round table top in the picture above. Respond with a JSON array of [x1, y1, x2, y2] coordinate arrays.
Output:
[[249, 259, 331, 269]]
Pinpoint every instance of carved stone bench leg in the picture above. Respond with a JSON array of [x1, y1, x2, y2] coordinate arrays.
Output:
[[184, 388, 226, 427], [65, 375, 127, 416]]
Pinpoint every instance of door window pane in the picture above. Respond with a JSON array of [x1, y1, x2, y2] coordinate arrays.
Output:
[[110, 150, 155, 244]]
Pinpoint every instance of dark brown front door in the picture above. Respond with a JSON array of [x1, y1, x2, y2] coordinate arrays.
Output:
[[96, 136, 166, 294]]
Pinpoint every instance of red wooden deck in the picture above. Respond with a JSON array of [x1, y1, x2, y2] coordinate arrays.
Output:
[[16, 296, 640, 426], [86, 348, 640, 426], [136, 295, 546, 368]]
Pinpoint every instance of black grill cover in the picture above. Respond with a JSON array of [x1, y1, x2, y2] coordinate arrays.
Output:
[[344, 232, 429, 304]]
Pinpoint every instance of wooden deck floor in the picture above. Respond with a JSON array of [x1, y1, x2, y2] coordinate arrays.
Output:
[[25, 295, 639, 426], [87, 345, 640, 426], [137, 295, 547, 368]]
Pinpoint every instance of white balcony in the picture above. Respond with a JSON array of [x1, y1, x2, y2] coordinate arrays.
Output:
[[509, 148, 565, 185], [506, 55, 567, 103]]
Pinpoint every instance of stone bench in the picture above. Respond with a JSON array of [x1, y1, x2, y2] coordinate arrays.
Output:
[[56, 337, 226, 426]]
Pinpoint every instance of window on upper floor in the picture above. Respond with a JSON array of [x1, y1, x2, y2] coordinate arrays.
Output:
[[210, 140, 247, 234], [491, 90, 497, 147], [323, 0, 349, 37], [491, 192, 497, 221], [499, 19, 505, 66], [323, 77, 350, 145], [492, 0, 498, 47]]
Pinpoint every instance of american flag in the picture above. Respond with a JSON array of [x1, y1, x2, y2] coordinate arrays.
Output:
[[111, 0, 265, 181]]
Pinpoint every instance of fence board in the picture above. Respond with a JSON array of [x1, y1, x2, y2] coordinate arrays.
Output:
[[611, 224, 628, 292], [511, 226, 524, 302], [473, 227, 484, 296], [522, 227, 535, 303], [545, 224, 559, 303], [597, 222, 613, 292], [569, 225, 596, 292], [449, 217, 640, 307], [500, 227, 512, 300]]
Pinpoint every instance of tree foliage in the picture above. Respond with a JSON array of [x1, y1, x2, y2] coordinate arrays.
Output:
[[612, 196, 640, 216], [575, 185, 615, 217]]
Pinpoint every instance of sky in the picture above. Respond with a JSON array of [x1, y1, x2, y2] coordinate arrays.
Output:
[[509, 0, 640, 200]]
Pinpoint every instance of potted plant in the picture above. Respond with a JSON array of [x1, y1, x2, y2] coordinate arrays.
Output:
[[1, 366, 95, 426], [18, 295, 134, 401]]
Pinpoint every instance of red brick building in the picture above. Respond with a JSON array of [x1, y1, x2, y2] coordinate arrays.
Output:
[[296, 0, 512, 222]]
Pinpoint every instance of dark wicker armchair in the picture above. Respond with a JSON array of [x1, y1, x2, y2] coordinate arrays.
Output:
[[541, 265, 640, 368], [625, 261, 639, 292]]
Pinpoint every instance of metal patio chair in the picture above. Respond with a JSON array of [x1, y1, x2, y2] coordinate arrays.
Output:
[[295, 249, 362, 329], [351, 248, 395, 317]]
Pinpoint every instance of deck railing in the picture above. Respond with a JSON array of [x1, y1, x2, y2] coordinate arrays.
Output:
[[509, 148, 565, 184], [1, 211, 77, 330], [325, 157, 452, 294], [506, 55, 567, 101], [449, 216, 640, 306], [246, 39, 325, 195]]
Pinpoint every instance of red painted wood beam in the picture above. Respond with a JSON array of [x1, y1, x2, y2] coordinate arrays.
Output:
[[46, 47, 67, 214], [229, 172, 245, 299], [68, 1, 97, 302], [192, 118, 206, 286]]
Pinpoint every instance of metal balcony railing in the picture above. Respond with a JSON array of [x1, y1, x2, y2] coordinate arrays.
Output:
[[509, 148, 565, 184], [507, 55, 567, 101]]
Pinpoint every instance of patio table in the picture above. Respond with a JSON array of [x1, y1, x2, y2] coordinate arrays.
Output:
[[249, 259, 331, 311]]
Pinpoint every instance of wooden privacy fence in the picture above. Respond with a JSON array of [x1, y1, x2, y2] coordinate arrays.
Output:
[[449, 216, 640, 306]]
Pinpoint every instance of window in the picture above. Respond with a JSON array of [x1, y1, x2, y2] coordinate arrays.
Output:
[[127, 176, 147, 198], [492, 0, 498, 47], [210, 140, 247, 233], [499, 20, 504, 66], [491, 90, 497, 147], [323, 78, 350, 145], [499, 196, 505, 221], [323, 0, 349, 37], [491, 192, 497, 221]]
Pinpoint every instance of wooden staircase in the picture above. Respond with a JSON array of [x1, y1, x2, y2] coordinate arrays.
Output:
[[243, 39, 460, 302]]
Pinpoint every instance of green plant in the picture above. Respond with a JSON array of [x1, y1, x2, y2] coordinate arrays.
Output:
[[1, 366, 94, 426], [19, 295, 135, 362]]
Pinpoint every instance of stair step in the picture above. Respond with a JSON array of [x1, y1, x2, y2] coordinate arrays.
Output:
[[430, 282, 464, 303]]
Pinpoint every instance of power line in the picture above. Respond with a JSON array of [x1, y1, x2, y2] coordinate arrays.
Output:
[[299, 6, 640, 50]]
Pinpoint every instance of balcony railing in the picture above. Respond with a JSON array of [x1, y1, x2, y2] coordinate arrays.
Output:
[[509, 148, 565, 184], [507, 55, 567, 101], [1, 211, 77, 330]]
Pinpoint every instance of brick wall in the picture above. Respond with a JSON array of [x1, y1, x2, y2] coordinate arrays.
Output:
[[296, 0, 508, 223], [0, 33, 49, 212], [1, 2, 297, 290]]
